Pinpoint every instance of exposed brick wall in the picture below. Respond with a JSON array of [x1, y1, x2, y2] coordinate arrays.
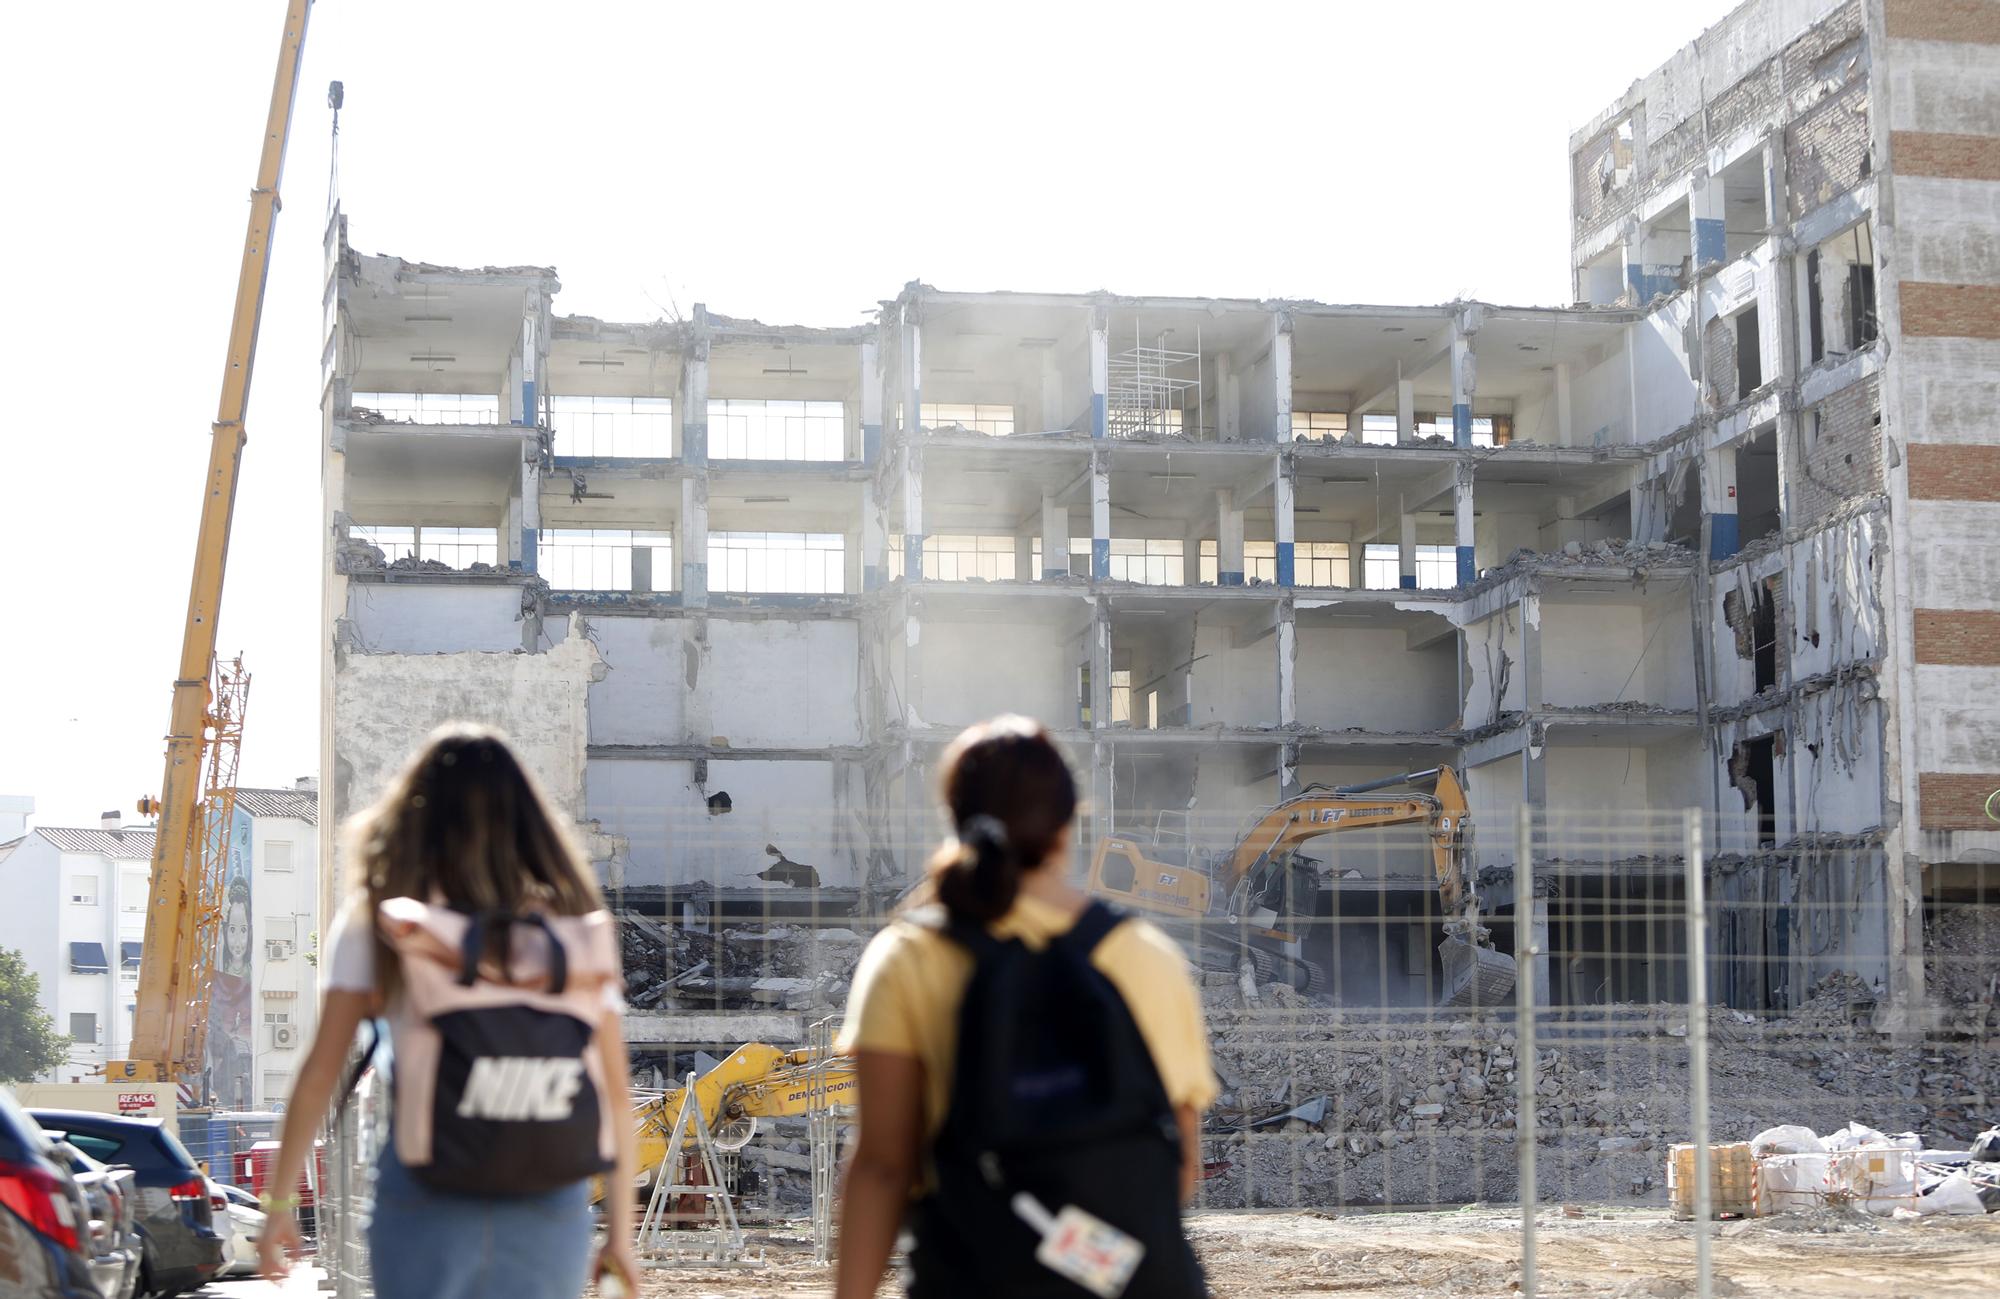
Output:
[[1706, 317, 1738, 405], [1919, 772, 2000, 830], [1710, 63, 1783, 143], [1573, 123, 1637, 236], [1885, 0, 2000, 44], [1793, 376, 1884, 524], [1908, 444, 2000, 499], [1901, 281, 2000, 338], [1915, 610, 2000, 664], [1783, 4, 1867, 89], [1787, 78, 1873, 220], [1892, 130, 2000, 180]]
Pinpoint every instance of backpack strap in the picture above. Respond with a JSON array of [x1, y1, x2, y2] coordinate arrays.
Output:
[[457, 911, 570, 995], [1061, 899, 1126, 956]]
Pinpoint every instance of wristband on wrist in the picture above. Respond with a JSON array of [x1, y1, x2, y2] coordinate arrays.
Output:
[[260, 1193, 302, 1213]]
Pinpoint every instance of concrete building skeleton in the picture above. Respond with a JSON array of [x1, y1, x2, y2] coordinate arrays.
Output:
[[318, 0, 1997, 1029]]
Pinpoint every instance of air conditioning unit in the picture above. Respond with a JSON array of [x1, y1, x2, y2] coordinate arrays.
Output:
[[265, 940, 293, 960], [270, 1023, 298, 1050]]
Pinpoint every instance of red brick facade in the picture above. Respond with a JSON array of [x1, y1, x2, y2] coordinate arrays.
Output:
[[1914, 610, 2000, 664], [1907, 444, 2000, 501], [1900, 282, 2000, 339], [1892, 130, 2000, 181], [1919, 772, 2000, 829], [1885, 0, 2000, 44]]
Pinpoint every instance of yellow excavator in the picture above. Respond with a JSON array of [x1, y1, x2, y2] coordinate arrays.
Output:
[[1086, 766, 1517, 1007], [616, 1043, 856, 1200]]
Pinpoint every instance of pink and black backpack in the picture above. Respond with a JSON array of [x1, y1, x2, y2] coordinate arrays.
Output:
[[346, 898, 622, 1195]]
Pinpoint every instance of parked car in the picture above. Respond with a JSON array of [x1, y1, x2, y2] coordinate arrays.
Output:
[[0, 1089, 98, 1299], [26, 1110, 223, 1298], [203, 1180, 237, 1279], [40, 1133, 142, 1299], [213, 1184, 265, 1278]]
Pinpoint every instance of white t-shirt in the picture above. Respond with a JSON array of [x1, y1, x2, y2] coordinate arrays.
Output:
[[322, 900, 625, 1013]]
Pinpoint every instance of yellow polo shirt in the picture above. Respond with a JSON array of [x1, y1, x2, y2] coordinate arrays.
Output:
[[835, 895, 1219, 1145]]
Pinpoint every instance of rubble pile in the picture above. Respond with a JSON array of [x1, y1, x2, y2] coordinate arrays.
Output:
[[1926, 907, 2000, 1034], [1195, 975, 1999, 1210], [618, 915, 861, 1014]]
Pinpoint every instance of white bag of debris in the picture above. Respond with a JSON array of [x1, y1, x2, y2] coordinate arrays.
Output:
[[1749, 1125, 1823, 1157], [1821, 1122, 1920, 1153], [1917, 1170, 1990, 1217], [1759, 1153, 1831, 1214], [1826, 1146, 1921, 1215]]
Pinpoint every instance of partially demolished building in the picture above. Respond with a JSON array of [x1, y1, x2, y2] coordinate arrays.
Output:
[[319, 0, 1996, 1028]]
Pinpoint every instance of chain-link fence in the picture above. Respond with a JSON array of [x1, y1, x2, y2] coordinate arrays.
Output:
[[308, 796, 1998, 1296]]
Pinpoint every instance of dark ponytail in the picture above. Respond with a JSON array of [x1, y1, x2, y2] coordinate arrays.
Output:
[[925, 717, 1078, 926]]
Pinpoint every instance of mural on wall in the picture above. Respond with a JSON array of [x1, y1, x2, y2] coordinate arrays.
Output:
[[205, 803, 254, 1110]]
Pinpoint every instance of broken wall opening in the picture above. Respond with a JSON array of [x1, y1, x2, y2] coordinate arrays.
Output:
[[1729, 734, 1779, 847], [1737, 425, 1781, 545]]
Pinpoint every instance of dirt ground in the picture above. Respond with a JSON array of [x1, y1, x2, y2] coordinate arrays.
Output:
[[621, 1208, 2000, 1298]]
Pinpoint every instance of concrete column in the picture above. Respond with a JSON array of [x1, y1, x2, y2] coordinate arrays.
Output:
[[1088, 599, 1113, 729], [1215, 489, 1245, 585], [1398, 513, 1418, 590], [862, 483, 887, 592], [1090, 449, 1111, 580], [1554, 362, 1574, 445], [1453, 461, 1477, 587], [1621, 233, 1647, 305], [1089, 307, 1110, 440], [678, 306, 710, 467], [514, 313, 540, 427], [1518, 594, 1543, 713], [678, 476, 708, 604], [518, 459, 541, 576], [1214, 351, 1239, 441], [1274, 465, 1296, 587], [1278, 740, 1302, 801], [1689, 168, 1727, 270], [632, 544, 655, 595], [505, 492, 526, 570], [1277, 603, 1297, 727], [1449, 306, 1482, 448], [900, 301, 922, 436], [1041, 493, 1070, 581], [1703, 444, 1739, 561], [1271, 312, 1294, 443], [1531, 895, 1553, 1008], [1396, 379, 1415, 443], [859, 338, 883, 464], [903, 443, 925, 581]]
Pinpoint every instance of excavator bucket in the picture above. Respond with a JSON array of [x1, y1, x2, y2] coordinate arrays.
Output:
[[1439, 934, 1518, 1008]]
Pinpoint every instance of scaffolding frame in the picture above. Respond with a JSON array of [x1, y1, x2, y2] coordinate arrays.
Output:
[[1107, 321, 1204, 440], [636, 1072, 764, 1270]]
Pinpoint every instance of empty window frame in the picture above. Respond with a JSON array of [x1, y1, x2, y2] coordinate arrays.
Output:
[[1196, 540, 1352, 586], [912, 534, 1017, 582], [548, 395, 673, 458], [1110, 669, 1133, 725], [1360, 414, 1400, 446], [922, 403, 1016, 436], [1030, 538, 1186, 584], [538, 529, 673, 592], [1734, 305, 1763, 397], [70, 1013, 98, 1044], [1361, 543, 1455, 589], [348, 525, 498, 570], [1291, 411, 1349, 441], [1416, 414, 1501, 448], [70, 874, 98, 905], [711, 532, 845, 594], [350, 392, 503, 424], [709, 399, 844, 461]]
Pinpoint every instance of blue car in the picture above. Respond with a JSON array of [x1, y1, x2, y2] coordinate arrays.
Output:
[[0, 1088, 98, 1299], [27, 1109, 224, 1298]]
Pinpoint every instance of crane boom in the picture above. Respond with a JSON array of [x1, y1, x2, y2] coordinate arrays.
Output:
[[114, 0, 314, 1084]]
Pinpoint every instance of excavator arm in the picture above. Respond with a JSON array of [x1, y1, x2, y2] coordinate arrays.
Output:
[[628, 1043, 856, 1191], [1219, 766, 1472, 913]]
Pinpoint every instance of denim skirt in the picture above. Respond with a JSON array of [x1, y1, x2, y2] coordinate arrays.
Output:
[[367, 1145, 595, 1299]]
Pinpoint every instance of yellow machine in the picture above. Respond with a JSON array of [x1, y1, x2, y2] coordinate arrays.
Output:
[[626, 1043, 856, 1195], [109, 0, 315, 1087], [1086, 766, 1517, 1006]]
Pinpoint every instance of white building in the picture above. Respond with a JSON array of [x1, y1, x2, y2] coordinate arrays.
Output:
[[0, 784, 319, 1104]]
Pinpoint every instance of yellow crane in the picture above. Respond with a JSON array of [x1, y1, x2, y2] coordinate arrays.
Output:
[[109, 0, 314, 1087], [1086, 766, 1517, 1006]]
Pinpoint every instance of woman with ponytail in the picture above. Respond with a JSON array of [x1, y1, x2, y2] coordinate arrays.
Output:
[[834, 716, 1216, 1298]]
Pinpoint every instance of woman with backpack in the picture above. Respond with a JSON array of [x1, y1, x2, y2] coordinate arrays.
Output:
[[835, 716, 1217, 1299], [257, 725, 641, 1299]]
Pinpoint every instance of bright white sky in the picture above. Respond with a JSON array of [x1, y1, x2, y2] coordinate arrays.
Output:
[[0, 0, 1740, 829]]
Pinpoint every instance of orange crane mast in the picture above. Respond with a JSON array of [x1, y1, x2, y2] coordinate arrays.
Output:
[[110, 0, 313, 1086]]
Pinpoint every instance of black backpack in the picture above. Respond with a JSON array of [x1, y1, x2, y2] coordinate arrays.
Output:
[[908, 901, 1206, 1299]]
